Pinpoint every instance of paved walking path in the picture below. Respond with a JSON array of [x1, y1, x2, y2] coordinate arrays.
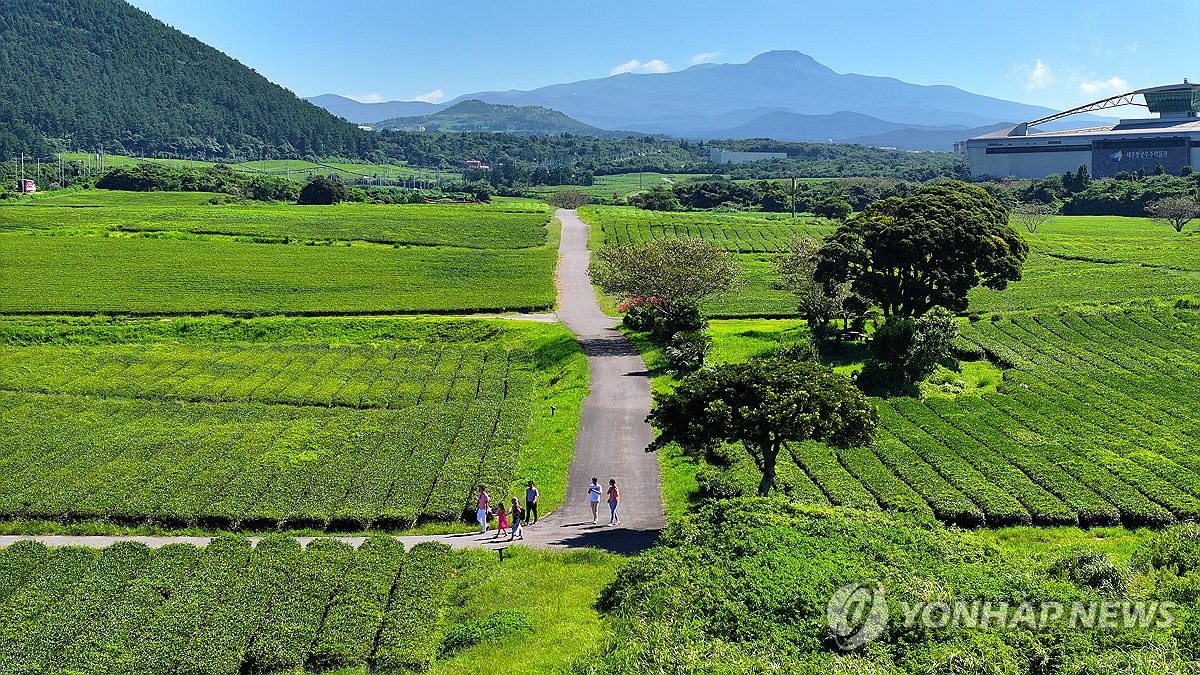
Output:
[[0, 209, 664, 555]]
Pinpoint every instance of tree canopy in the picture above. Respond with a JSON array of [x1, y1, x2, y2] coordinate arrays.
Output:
[[1145, 195, 1200, 233], [589, 236, 741, 316], [298, 176, 347, 205], [647, 359, 877, 497], [815, 181, 1027, 318]]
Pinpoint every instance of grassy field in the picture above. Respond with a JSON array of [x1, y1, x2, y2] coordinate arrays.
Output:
[[1, 191, 551, 249], [579, 208, 1200, 316], [57, 153, 464, 183], [0, 192, 557, 315], [0, 236, 555, 315], [0, 536, 620, 675], [579, 204, 828, 253], [0, 315, 586, 530], [531, 172, 695, 199]]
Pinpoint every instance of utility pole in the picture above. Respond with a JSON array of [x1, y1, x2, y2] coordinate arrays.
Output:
[[791, 177, 797, 223]]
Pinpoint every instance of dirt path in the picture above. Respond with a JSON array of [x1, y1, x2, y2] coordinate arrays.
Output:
[[0, 209, 664, 555]]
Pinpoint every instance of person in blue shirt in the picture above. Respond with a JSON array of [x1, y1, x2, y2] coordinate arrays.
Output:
[[525, 481, 540, 524]]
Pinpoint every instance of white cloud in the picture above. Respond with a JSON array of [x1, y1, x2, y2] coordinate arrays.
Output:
[[413, 89, 446, 103], [347, 93, 385, 103], [1079, 76, 1128, 95], [690, 50, 722, 65], [1025, 58, 1055, 90], [610, 59, 671, 75], [1127, 41, 1139, 55]]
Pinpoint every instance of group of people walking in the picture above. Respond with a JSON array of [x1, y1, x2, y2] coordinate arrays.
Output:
[[589, 477, 620, 525], [474, 477, 622, 538], [475, 481, 540, 540]]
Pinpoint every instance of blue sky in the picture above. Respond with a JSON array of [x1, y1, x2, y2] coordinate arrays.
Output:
[[128, 0, 1196, 112]]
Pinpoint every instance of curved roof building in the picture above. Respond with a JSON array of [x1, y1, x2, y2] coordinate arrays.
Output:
[[966, 82, 1200, 179]]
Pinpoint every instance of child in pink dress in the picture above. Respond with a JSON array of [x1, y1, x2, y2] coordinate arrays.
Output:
[[492, 504, 509, 539]]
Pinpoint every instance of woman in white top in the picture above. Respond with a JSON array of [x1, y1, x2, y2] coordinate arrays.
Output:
[[587, 477, 602, 524]]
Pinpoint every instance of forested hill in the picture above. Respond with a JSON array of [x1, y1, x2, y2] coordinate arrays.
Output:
[[0, 0, 375, 159], [377, 100, 615, 136]]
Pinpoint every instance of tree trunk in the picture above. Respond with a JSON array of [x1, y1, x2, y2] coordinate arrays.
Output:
[[757, 444, 780, 497]]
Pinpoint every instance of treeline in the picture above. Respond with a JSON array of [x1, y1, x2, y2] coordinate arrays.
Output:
[[630, 176, 922, 214], [463, 163, 594, 188], [701, 139, 970, 181], [982, 166, 1200, 216], [89, 163, 439, 205], [96, 164, 297, 201]]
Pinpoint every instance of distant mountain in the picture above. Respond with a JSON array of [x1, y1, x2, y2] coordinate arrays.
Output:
[[307, 50, 1087, 150], [0, 0, 373, 159], [306, 95, 445, 125], [441, 50, 1058, 134], [722, 110, 913, 142], [375, 100, 611, 136], [844, 123, 1013, 151]]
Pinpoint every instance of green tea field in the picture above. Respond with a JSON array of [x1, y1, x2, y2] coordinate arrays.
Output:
[[662, 309, 1200, 529], [0, 312, 586, 530], [0, 536, 454, 673], [0, 191, 548, 248], [0, 192, 557, 315], [580, 206, 1200, 316]]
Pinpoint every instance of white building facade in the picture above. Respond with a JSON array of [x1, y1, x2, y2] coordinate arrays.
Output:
[[967, 83, 1200, 180]]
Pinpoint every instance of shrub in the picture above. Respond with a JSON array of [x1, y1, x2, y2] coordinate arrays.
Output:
[[775, 341, 819, 363], [1049, 550, 1128, 596], [865, 308, 959, 388], [441, 610, 533, 655], [664, 330, 711, 372], [1133, 524, 1200, 575], [621, 303, 658, 332], [696, 467, 744, 500], [651, 302, 705, 345]]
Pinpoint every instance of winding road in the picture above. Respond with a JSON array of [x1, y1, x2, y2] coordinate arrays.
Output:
[[0, 209, 665, 554]]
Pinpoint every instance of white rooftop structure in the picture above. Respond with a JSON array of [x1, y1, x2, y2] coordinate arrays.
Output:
[[966, 82, 1200, 179]]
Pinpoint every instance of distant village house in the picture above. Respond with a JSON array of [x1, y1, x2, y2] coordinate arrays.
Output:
[[16, 179, 36, 194], [463, 160, 490, 170]]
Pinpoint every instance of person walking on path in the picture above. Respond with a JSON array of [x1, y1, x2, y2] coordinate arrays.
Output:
[[588, 478, 603, 524], [607, 479, 620, 526], [492, 504, 509, 539], [525, 481, 539, 524], [476, 486, 490, 534], [509, 498, 525, 541]]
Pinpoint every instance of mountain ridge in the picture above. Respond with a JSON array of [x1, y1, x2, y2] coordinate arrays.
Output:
[[307, 49, 1063, 150], [374, 100, 613, 136]]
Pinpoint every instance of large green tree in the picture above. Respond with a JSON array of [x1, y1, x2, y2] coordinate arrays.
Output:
[[815, 181, 1027, 318], [647, 359, 877, 497]]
